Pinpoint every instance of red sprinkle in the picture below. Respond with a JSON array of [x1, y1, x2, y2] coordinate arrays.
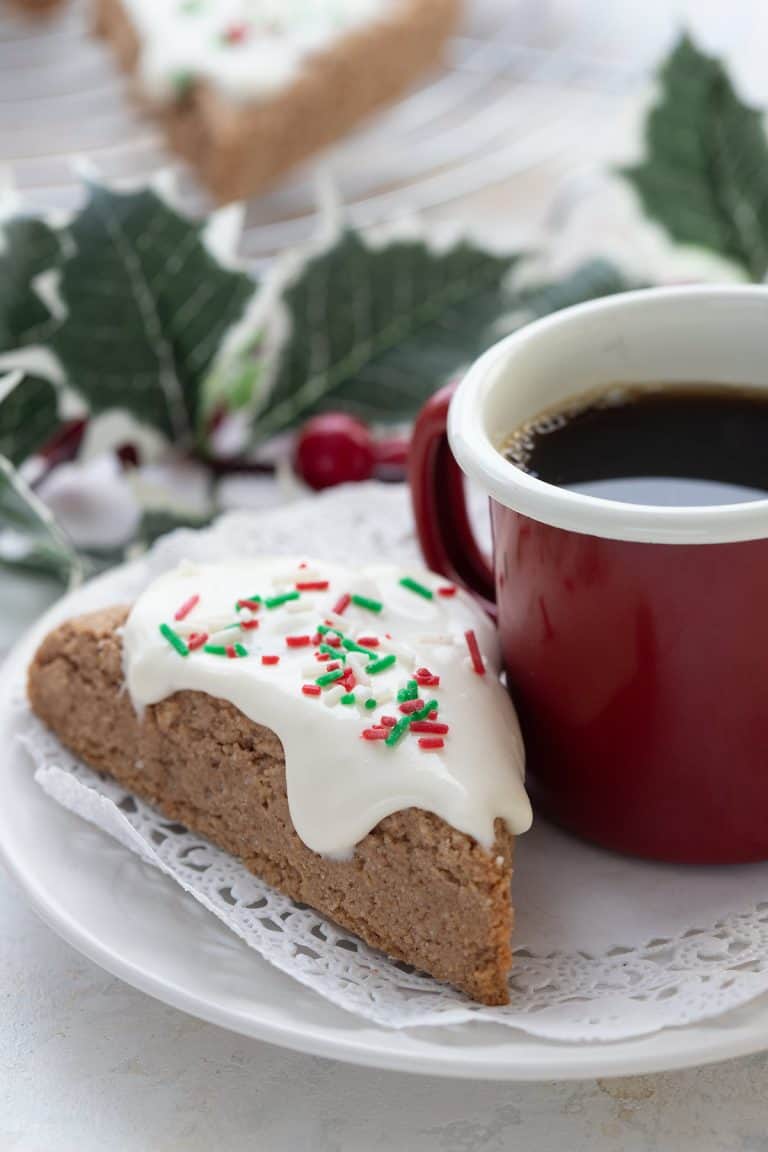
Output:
[[261, 655, 280, 666], [316, 652, 330, 662], [286, 635, 311, 648], [428, 710, 438, 720], [333, 593, 351, 615], [341, 669, 356, 691], [415, 667, 440, 687], [362, 728, 388, 741], [299, 562, 308, 569], [311, 633, 322, 645], [438, 585, 457, 597], [296, 580, 329, 592], [357, 636, 380, 647], [239, 619, 259, 631], [225, 645, 238, 659], [223, 20, 249, 43], [380, 716, 397, 728], [326, 661, 342, 672], [302, 684, 322, 697], [187, 632, 208, 651], [418, 737, 445, 751], [324, 634, 341, 648], [237, 598, 261, 613], [410, 721, 449, 734], [174, 594, 199, 622], [465, 629, 486, 676], [399, 699, 425, 715]]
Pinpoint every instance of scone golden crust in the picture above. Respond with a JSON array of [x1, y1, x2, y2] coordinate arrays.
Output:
[[28, 605, 514, 1005], [91, 0, 462, 203]]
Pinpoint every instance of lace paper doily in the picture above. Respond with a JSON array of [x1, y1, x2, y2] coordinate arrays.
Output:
[[17, 483, 768, 1041]]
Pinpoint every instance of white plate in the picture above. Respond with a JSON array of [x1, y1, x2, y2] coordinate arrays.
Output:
[[4, 561, 768, 1082]]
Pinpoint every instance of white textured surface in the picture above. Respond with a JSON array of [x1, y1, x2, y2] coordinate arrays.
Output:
[[3, 856, 768, 1151]]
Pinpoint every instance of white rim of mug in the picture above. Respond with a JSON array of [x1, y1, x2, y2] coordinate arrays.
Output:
[[448, 285, 768, 545]]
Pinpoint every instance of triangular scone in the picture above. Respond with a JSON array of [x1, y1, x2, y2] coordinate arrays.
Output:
[[92, 0, 462, 203], [29, 604, 519, 1004]]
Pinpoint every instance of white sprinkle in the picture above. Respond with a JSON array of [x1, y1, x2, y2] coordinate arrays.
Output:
[[177, 613, 233, 636], [324, 685, 346, 707], [285, 598, 315, 614], [347, 652, 370, 686]]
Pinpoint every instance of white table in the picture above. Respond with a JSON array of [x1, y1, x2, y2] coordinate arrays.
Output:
[[2, 857, 768, 1151]]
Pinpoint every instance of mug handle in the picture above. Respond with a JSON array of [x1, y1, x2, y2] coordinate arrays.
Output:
[[409, 381, 496, 616]]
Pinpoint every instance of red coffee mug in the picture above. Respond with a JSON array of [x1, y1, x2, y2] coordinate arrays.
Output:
[[410, 286, 768, 864]]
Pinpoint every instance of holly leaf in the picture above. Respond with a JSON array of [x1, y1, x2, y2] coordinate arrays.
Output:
[[0, 455, 82, 583], [0, 217, 62, 351], [513, 259, 635, 326], [245, 230, 523, 439], [0, 371, 59, 465], [52, 183, 255, 444], [622, 35, 768, 280], [226, 232, 630, 441]]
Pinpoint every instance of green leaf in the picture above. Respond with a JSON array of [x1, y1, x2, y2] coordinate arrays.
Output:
[[0, 455, 82, 584], [0, 217, 62, 352], [0, 371, 59, 464], [622, 35, 768, 280], [247, 230, 523, 439], [513, 259, 635, 327], [234, 233, 630, 440], [52, 183, 255, 443]]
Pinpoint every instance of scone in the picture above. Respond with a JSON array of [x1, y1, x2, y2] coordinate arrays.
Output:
[[28, 557, 531, 1004], [91, 0, 462, 203]]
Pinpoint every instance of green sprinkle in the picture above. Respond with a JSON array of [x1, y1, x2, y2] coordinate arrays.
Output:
[[340, 693, 356, 705], [318, 624, 344, 638], [412, 698, 439, 722], [171, 70, 193, 97], [399, 576, 434, 600], [366, 654, 396, 675], [320, 644, 347, 660], [159, 623, 189, 657], [351, 594, 383, 614], [385, 717, 411, 747], [342, 638, 377, 658], [233, 643, 248, 658], [397, 680, 419, 702], [364, 698, 377, 710], [265, 591, 300, 609], [316, 668, 345, 687], [203, 644, 227, 656]]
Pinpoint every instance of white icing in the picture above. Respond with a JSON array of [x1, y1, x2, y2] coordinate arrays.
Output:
[[122, 557, 532, 857], [121, 0, 397, 104]]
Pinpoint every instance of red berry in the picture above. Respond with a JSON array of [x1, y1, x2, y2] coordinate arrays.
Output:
[[294, 413, 375, 491]]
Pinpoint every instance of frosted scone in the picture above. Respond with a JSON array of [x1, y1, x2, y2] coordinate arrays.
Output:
[[92, 0, 462, 202], [28, 558, 531, 1004]]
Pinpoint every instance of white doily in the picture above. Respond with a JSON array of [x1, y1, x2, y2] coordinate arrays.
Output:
[[16, 483, 768, 1042]]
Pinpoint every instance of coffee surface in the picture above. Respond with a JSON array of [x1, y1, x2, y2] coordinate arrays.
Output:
[[502, 384, 768, 506]]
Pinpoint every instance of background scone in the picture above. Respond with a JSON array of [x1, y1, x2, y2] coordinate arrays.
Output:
[[92, 0, 463, 203]]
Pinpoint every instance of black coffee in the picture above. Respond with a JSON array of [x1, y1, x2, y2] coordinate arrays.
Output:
[[502, 384, 768, 506]]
